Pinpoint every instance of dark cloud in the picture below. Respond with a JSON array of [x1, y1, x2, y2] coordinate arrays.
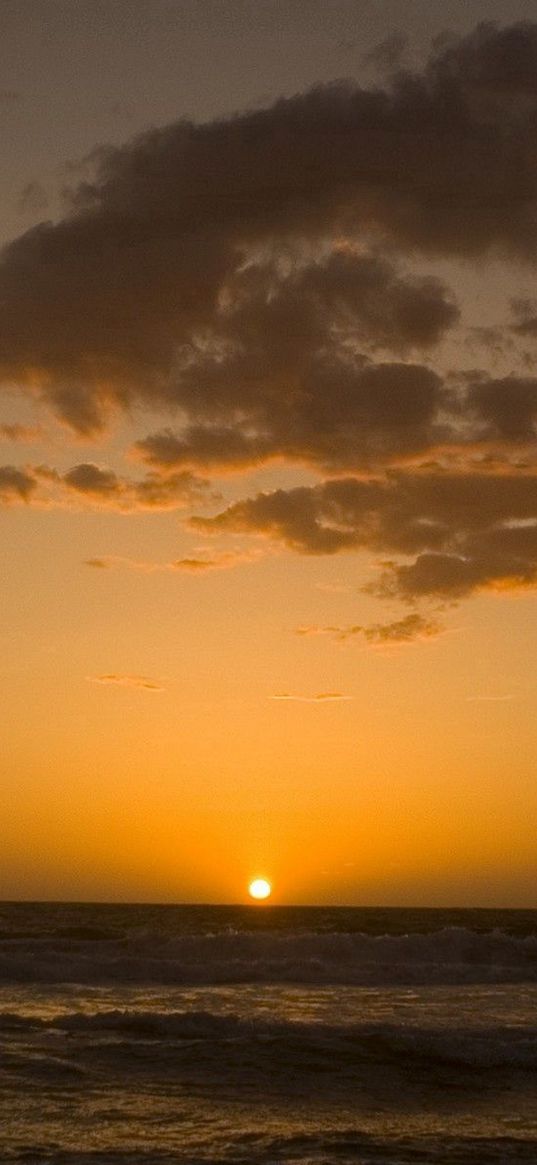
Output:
[[431, 20, 537, 97], [135, 425, 274, 474], [363, 33, 408, 76], [64, 463, 119, 496], [61, 461, 212, 510], [1, 20, 536, 440], [468, 376, 537, 440], [381, 522, 537, 599], [0, 90, 21, 106], [17, 181, 49, 218], [2, 21, 537, 610], [362, 612, 443, 643], [135, 353, 447, 476], [131, 249, 458, 475], [193, 485, 361, 554], [0, 465, 36, 502], [129, 249, 457, 476], [0, 460, 211, 512], [195, 470, 537, 599]]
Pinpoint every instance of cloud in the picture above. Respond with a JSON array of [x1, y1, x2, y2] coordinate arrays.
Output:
[[173, 557, 222, 572], [377, 524, 537, 599], [0, 90, 21, 106], [0, 460, 213, 512], [0, 21, 533, 439], [0, 423, 43, 443], [197, 470, 537, 599], [17, 181, 48, 217], [295, 613, 443, 645], [295, 624, 362, 641], [134, 354, 449, 477], [363, 33, 408, 75], [134, 426, 275, 475], [468, 376, 537, 441], [86, 673, 164, 691], [130, 250, 458, 474], [270, 691, 352, 702], [2, 21, 537, 611], [171, 551, 258, 572], [65, 463, 119, 496], [0, 465, 37, 502], [362, 613, 443, 644], [192, 485, 362, 554], [83, 548, 262, 573]]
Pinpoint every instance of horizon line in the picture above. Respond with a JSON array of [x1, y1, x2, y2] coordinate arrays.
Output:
[[0, 899, 535, 911]]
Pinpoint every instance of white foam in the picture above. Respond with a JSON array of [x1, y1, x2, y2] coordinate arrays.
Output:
[[0, 926, 536, 986]]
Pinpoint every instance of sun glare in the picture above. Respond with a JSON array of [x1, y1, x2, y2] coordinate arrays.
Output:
[[248, 878, 271, 900]]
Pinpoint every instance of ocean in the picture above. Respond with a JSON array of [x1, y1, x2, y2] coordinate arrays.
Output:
[[1, 903, 537, 1164]]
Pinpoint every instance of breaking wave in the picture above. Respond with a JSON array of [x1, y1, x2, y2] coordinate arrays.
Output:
[[2, 1006, 537, 1070], [0, 926, 536, 985], [3, 1135, 537, 1165]]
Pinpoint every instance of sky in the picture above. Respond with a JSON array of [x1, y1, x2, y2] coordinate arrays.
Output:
[[2, 0, 537, 905]]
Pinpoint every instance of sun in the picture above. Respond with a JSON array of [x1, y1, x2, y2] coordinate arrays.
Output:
[[248, 878, 272, 901]]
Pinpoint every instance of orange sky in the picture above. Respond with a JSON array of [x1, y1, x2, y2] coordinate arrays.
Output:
[[1, 2, 537, 904]]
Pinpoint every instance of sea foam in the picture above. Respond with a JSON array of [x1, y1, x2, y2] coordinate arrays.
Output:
[[0, 925, 536, 985]]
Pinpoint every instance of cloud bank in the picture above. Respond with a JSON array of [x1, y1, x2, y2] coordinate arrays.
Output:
[[3, 22, 537, 602]]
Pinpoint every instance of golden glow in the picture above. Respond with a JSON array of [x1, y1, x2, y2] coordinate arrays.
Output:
[[1, 511, 537, 905], [249, 878, 272, 900]]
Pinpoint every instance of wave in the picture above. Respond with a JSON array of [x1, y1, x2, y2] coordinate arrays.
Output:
[[2, 1007, 537, 1070], [4, 1136, 537, 1165], [0, 926, 536, 985]]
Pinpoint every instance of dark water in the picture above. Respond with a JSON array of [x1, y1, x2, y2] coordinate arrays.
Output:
[[1, 903, 536, 1163]]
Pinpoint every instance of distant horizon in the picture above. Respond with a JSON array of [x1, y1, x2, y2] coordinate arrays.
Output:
[[2, 899, 536, 911]]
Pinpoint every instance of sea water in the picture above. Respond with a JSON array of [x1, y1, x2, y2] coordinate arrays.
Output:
[[1, 902, 536, 1163]]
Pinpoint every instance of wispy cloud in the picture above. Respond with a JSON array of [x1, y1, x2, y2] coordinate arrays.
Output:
[[86, 673, 164, 691], [296, 624, 361, 642], [172, 549, 263, 572], [84, 548, 264, 573], [0, 423, 44, 444], [271, 691, 352, 702], [84, 555, 166, 573], [363, 613, 444, 645], [295, 612, 443, 646]]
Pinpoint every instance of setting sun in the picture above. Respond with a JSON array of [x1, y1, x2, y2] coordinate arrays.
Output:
[[248, 879, 272, 900]]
